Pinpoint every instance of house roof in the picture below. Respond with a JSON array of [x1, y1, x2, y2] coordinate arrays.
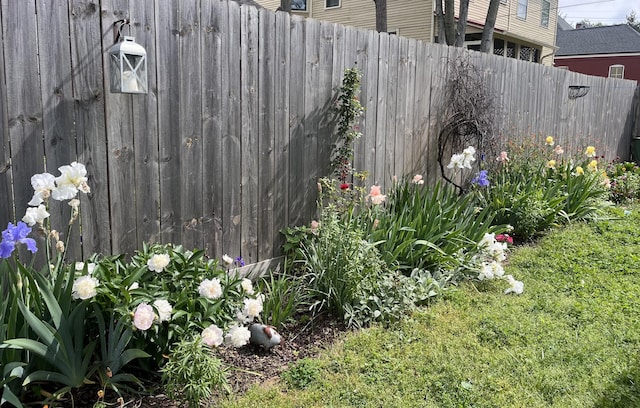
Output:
[[557, 16, 573, 31], [556, 24, 640, 56]]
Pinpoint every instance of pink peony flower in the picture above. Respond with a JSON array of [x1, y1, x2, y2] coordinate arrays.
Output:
[[133, 303, 155, 331]]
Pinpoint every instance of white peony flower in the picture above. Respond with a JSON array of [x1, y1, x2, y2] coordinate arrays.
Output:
[[225, 325, 251, 347], [52, 162, 88, 201], [236, 310, 251, 324], [72, 275, 99, 300], [147, 253, 170, 272], [28, 173, 56, 206], [153, 299, 172, 322], [242, 297, 263, 319], [202, 324, 224, 347], [504, 275, 524, 295], [22, 205, 50, 226], [133, 303, 155, 330], [412, 174, 424, 185], [241, 278, 254, 295], [199, 278, 223, 299]]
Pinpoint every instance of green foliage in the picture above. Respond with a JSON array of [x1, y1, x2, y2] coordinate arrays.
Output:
[[257, 268, 305, 330], [331, 68, 364, 183], [300, 206, 388, 322], [282, 358, 322, 389], [474, 138, 608, 239], [2, 266, 97, 402], [161, 336, 230, 407], [226, 205, 640, 408], [90, 243, 260, 365], [607, 161, 640, 203], [93, 308, 149, 395], [365, 179, 503, 275], [344, 268, 442, 329]]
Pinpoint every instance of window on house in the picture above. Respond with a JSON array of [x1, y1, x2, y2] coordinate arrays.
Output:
[[493, 38, 505, 56], [541, 0, 550, 27], [517, 0, 527, 19], [326, 0, 340, 8], [609, 65, 624, 79], [292, 0, 307, 11]]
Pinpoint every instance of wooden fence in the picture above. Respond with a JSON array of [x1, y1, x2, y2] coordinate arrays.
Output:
[[0, 0, 638, 269]]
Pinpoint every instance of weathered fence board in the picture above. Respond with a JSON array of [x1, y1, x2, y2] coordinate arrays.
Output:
[[131, 0, 161, 248], [102, 0, 137, 255], [202, 0, 223, 256], [0, 0, 637, 272], [69, 0, 111, 258], [258, 8, 276, 260], [36, 0, 80, 259]]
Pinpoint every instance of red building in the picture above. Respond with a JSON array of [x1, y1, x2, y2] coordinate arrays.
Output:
[[554, 24, 640, 82]]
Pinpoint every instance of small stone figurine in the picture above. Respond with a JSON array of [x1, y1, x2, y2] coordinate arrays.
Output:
[[249, 323, 282, 351]]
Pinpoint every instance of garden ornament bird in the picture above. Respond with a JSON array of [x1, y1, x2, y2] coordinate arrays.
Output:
[[249, 323, 282, 351]]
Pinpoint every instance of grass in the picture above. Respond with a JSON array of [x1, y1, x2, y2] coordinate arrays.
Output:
[[223, 205, 640, 408]]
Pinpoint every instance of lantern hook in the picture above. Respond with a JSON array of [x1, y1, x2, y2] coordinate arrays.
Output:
[[113, 19, 130, 44]]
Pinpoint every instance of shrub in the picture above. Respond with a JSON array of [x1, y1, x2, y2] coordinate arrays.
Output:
[[473, 138, 608, 240], [606, 161, 640, 203], [161, 336, 230, 407], [88, 244, 263, 366], [300, 206, 389, 323]]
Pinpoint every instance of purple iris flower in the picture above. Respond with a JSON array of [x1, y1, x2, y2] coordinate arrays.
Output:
[[471, 170, 490, 187], [0, 222, 38, 258], [234, 256, 245, 267]]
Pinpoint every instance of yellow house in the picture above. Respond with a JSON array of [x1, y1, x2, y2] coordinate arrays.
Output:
[[254, 0, 558, 65]]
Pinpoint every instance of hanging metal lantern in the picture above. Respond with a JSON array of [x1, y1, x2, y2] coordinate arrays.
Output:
[[109, 36, 148, 94]]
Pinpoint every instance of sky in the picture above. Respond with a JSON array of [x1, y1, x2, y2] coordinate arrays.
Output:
[[558, 0, 640, 27]]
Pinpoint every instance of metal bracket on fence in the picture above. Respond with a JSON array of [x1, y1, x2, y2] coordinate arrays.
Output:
[[568, 85, 590, 100]]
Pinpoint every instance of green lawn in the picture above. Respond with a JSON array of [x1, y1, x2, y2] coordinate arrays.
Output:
[[224, 205, 640, 407]]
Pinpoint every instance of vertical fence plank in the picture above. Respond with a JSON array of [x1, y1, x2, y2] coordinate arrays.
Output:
[[317, 21, 335, 179], [157, 0, 180, 246], [2, 0, 44, 233], [0, 6, 11, 229], [426, 44, 446, 183], [394, 36, 410, 179], [101, 0, 136, 255], [241, 5, 259, 262], [69, 0, 111, 257], [362, 29, 380, 184], [179, 0, 203, 250], [258, 7, 276, 261], [222, 1, 242, 257], [36, 0, 80, 258], [384, 34, 399, 182], [401, 39, 417, 178], [287, 14, 306, 228], [410, 41, 432, 176], [272, 10, 291, 255], [202, 0, 224, 257], [374, 33, 389, 186], [131, 0, 161, 247]]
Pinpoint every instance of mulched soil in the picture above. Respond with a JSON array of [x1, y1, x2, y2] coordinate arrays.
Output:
[[38, 315, 347, 408]]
